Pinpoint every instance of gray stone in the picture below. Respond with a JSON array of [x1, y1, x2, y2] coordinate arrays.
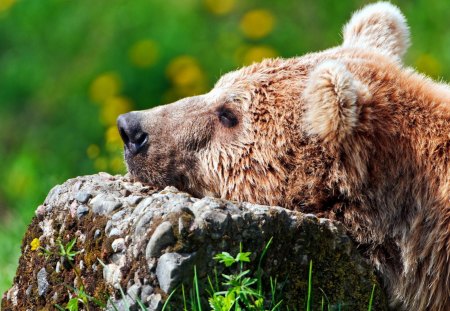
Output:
[[155, 252, 196, 293], [108, 228, 122, 237], [112, 210, 126, 221], [107, 298, 136, 311], [112, 238, 126, 253], [75, 191, 92, 204], [148, 293, 163, 311], [127, 283, 141, 302], [126, 195, 144, 206], [200, 210, 230, 239], [25, 285, 32, 297], [134, 211, 154, 237], [37, 267, 49, 296], [110, 253, 126, 266], [6, 285, 18, 306], [94, 229, 101, 239], [44, 184, 62, 204], [145, 221, 175, 259], [103, 264, 121, 288], [190, 197, 223, 218], [133, 197, 155, 216], [76, 205, 89, 218], [140, 285, 154, 303], [90, 193, 122, 215]]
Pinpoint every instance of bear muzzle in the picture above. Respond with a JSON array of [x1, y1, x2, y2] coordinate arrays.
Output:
[[117, 112, 149, 156]]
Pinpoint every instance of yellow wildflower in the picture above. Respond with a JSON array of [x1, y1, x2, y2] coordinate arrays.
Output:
[[204, 0, 235, 15], [0, 0, 16, 13], [240, 9, 275, 39], [129, 40, 159, 68], [242, 45, 277, 65], [89, 72, 122, 104], [30, 238, 40, 251]]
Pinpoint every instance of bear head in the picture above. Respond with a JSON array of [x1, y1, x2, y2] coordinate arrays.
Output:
[[117, 2, 408, 211]]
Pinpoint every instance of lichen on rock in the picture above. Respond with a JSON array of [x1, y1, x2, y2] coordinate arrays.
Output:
[[1, 173, 388, 310]]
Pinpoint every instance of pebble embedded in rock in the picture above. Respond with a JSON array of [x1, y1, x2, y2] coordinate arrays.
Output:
[[148, 293, 163, 311], [25, 285, 32, 297], [37, 267, 49, 296], [112, 210, 126, 221], [90, 193, 122, 215], [145, 221, 176, 259], [112, 238, 126, 253], [140, 285, 154, 303], [155, 252, 196, 293], [199, 210, 230, 239], [103, 264, 122, 289], [126, 195, 144, 206], [76, 205, 89, 218], [94, 229, 101, 239], [75, 191, 92, 204], [108, 228, 122, 237], [134, 212, 154, 237], [35, 205, 46, 217], [127, 283, 141, 302]]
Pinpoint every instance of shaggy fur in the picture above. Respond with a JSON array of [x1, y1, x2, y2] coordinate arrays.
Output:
[[119, 3, 450, 310]]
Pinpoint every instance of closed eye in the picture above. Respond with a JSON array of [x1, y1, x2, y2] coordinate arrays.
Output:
[[217, 107, 238, 128]]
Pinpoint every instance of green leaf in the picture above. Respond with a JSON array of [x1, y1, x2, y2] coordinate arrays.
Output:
[[214, 252, 236, 267], [235, 252, 251, 263], [66, 238, 77, 253], [66, 298, 79, 311]]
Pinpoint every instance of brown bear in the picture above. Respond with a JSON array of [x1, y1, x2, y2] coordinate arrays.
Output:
[[117, 2, 450, 310]]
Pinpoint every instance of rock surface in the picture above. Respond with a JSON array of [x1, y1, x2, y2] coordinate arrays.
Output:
[[1, 173, 388, 310]]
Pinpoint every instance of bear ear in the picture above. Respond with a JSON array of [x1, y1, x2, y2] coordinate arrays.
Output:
[[342, 2, 410, 61], [302, 61, 371, 145]]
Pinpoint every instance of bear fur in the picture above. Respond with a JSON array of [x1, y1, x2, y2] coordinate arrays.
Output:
[[118, 3, 450, 310]]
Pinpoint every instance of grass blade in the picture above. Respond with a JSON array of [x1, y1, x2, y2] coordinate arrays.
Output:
[[368, 284, 376, 311], [108, 298, 120, 311], [257, 237, 273, 293], [162, 288, 177, 311], [194, 266, 202, 311], [182, 284, 188, 311], [306, 260, 313, 311], [118, 286, 130, 310]]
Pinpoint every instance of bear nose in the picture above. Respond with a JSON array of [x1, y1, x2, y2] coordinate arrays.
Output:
[[117, 113, 148, 156]]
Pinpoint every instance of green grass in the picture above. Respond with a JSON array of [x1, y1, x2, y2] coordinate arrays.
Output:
[[46, 238, 377, 311], [158, 244, 376, 311]]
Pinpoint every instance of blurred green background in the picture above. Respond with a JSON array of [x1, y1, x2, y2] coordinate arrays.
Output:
[[0, 0, 449, 295]]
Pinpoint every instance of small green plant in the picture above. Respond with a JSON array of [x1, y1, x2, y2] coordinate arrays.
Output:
[[55, 285, 104, 311], [161, 239, 378, 311], [162, 238, 282, 311], [44, 238, 107, 311], [209, 248, 263, 310], [58, 237, 82, 263]]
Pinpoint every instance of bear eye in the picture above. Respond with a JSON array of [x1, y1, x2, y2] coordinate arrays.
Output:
[[217, 108, 238, 128]]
